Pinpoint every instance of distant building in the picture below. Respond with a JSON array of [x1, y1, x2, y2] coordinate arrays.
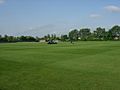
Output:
[[78, 37, 81, 40], [39, 40, 46, 43], [114, 37, 119, 40], [54, 40, 59, 43]]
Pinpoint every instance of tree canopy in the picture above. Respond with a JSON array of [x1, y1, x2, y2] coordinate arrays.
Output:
[[0, 25, 120, 43]]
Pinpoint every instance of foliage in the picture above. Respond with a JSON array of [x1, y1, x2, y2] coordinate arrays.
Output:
[[69, 29, 79, 41], [1, 25, 120, 43], [0, 35, 37, 43], [61, 34, 68, 41], [68, 25, 120, 41]]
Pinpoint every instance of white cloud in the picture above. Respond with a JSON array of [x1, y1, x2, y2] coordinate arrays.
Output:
[[0, 0, 5, 4], [105, 5, 120, 12], [90, 14, 101, 19]]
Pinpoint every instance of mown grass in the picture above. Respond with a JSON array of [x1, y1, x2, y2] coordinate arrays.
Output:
[[0, 41, 120, 90]]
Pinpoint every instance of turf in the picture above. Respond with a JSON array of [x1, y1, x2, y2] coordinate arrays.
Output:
[[0, 41, 120, 90]]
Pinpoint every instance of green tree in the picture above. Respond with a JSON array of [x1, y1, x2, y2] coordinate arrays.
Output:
[[94, 27, 106, 40], [109, 25, 120, 40], [47, 34, 50, 40], [69, 29, 79, 41], [79, 28, 91, 41], [44, 35, 48, 41], [53, 34, 56, 40], [3, 35, 8, 42], [7, 36, 17, 42], [35, 36, 40, 42], [61, 35, 68, 41]]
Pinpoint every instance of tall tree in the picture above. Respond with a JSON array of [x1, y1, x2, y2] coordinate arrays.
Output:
[[79, 28, 91, 40], [53, 34, 56, 40], [95, 27, 106, 40], [61, 35, 68, 41], [69, 29, 79, 41], [109, 25, 120, 40], [47, 34, 50, 40]]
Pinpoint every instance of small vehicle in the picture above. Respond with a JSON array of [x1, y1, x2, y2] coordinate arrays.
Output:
[[47, 40, 57, 44]]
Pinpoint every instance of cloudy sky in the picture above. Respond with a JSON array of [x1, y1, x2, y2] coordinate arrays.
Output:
[[0, 0, 120, 36]]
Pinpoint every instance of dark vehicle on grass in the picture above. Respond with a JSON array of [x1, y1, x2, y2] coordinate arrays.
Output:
[[47, 40, 58, 44]]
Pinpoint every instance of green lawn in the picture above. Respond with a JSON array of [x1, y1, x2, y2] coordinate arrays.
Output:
[[0, 41, 120, 90]]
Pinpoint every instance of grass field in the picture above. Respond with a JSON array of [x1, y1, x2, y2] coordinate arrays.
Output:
[[0, 41, 120, 90]]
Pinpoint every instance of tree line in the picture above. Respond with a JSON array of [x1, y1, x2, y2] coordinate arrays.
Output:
[[0, 35, 39, 43], [0, 25, 120, 43], [61, 25, 120, 41]]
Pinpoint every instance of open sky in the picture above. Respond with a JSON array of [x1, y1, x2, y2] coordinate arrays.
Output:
[[0, 0, 120, 36]]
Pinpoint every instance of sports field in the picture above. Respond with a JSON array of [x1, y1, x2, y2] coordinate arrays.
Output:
[[0, 41, 120, 90]]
